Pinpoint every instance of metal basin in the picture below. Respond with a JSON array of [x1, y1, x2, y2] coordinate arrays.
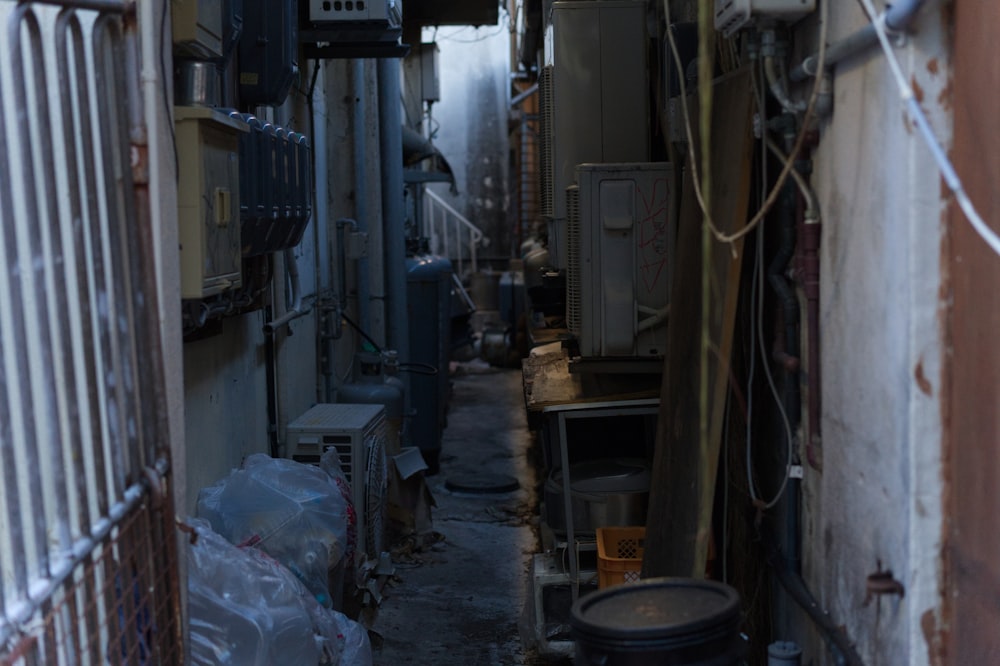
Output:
[[544, 458, 650, 535]]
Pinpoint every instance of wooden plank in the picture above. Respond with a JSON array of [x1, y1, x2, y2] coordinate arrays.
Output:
[[643, 68, 754, 578], [522, 346, 660, 412]]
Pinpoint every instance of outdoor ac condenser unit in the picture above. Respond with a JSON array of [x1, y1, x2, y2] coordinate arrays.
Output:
[[302, 0, 402, 42], [567, 163, 673, 359], [286, 403, 388, 560], [540, 0, 650, 270]]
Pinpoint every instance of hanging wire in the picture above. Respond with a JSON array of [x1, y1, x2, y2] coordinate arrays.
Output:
[[857, 0, 1000, 258], [664, 0, 830, 247]]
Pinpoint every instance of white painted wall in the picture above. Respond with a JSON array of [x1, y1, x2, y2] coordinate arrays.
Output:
[[793, 3, 948, 663]]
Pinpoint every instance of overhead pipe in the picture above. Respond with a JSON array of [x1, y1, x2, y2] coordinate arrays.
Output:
[[790, 0, 928, 83], [377, 58, 410, 369], [263, 248, 309, 334]]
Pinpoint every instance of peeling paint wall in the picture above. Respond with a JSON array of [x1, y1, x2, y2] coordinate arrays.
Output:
[[792, 3, 949, 664]]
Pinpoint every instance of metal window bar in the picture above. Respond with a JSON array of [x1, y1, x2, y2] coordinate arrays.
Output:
[[0, 1, 181, 663], [422, 187, 486, 277]]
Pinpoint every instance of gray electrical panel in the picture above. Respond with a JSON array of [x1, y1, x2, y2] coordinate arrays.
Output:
[[239, 0, 298, 106]]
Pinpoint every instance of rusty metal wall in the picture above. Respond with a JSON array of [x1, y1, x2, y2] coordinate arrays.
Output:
[[946, 0, 1000, 662]]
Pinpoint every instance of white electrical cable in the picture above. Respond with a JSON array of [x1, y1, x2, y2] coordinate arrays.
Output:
[[754, 224, 796, 511], [663, 0, 829, 246], [860, 0, 1000, 258]]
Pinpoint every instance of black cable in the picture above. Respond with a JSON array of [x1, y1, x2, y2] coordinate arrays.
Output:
[[338, 312, 439, 375], [160, 0, 178, 180], [306, 59, 320, 104], [340, 310, 383, 353], [398, 362, 438, 376]]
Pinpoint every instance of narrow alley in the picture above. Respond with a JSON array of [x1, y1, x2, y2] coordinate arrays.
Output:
[[2, 0, 999, 665], [372, 366, 547, 665]]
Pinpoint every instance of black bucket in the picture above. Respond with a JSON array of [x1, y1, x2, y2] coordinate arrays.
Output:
[[570, 577, 744, 665]]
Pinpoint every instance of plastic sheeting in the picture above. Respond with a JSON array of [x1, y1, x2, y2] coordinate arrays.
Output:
[[197, 453, 356, 607]]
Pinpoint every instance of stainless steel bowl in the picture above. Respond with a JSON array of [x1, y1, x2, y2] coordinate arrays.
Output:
[[544, 458, 650, 535]]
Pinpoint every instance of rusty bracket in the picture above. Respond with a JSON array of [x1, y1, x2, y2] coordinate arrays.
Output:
[[864, 559, 905, 606]]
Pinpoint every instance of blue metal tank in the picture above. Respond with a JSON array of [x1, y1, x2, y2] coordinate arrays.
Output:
[[405, 253, 453, 474]]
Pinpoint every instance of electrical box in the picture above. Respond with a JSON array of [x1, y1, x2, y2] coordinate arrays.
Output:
[[714, 0, 816, 38], [175, 106, 247, 299], [301, 0, 403, 42], [567, 163, 673, 359], [541, 1, 650, 270], [418, 43, 440, 103], [307, 0, 401, 24], [239, 0, 298, 106], [172, 0, 224, 59], [286, 403, 389, 561], [235, 115, 312, 257]]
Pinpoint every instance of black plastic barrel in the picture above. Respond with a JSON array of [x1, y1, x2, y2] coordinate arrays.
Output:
[[571, 578, 744, 665]]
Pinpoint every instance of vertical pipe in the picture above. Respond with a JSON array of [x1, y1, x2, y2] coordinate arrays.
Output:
[[803, 221, 822, 470], [55, 8, 97, 539], [378, 58, 410, 365], [352, 59, 372, 331], [557, 412, 578, 600], [9, 6, 60, 572]]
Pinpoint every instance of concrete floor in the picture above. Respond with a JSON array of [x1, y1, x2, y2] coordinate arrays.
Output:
[[371, 365, 566, 665]]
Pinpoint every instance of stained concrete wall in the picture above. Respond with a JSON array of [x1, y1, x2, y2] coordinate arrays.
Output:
[[180, 59, 383, 513], [790, 4, 949, 663], [181, 69, 334, 513]]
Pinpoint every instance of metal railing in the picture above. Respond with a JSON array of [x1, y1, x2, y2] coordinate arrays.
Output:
[[423, 187, 488, 277], [0, 2, 182, 663]]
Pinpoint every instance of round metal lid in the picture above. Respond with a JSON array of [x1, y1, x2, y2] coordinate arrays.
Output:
[[445, 473, 520, 494], [571, 578, 741, 642]]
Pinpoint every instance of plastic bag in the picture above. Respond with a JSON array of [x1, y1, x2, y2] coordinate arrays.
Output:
[[187, 518, 373, 665], [197, 454, 355, 606], [186, 518, 326, 665]]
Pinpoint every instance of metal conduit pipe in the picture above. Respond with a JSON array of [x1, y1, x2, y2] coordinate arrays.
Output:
[[768, 181, 801, 415], [263, 249, 309, 333], [352, 59, 372, 332], [377, 57, 410, 368], [765, 529, 864, 666], [790, 0, 928, 83]]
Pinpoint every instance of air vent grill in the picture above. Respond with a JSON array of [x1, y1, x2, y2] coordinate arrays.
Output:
[[566, 184, 581, 336], [539, 65, 554, 219]]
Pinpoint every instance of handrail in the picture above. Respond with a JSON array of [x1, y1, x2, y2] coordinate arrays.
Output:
[[423, 187, 488, 276]]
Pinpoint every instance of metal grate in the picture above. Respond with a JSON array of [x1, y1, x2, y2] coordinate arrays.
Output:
[[566, 184, 581, 335], [538, 65, 554, 219], [0, 1, 181, 662]]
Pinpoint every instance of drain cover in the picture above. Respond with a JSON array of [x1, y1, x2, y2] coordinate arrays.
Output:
[[445, 473, 520, 494]]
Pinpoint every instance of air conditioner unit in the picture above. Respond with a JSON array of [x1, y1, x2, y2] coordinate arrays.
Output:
[[568, 163, 673, 359], [714, 0, 816, 38], [301, 0, 402, 42], [540, 0, 650, 270], [286, 403, 388, 561]]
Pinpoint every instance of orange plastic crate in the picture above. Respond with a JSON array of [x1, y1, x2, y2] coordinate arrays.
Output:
[[596, 526, 645, 589]]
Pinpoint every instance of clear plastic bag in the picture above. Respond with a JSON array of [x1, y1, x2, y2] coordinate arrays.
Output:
[[197, 453, 355, 606], [186, 519, 326, 665], [186, 518, 372, 665]]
